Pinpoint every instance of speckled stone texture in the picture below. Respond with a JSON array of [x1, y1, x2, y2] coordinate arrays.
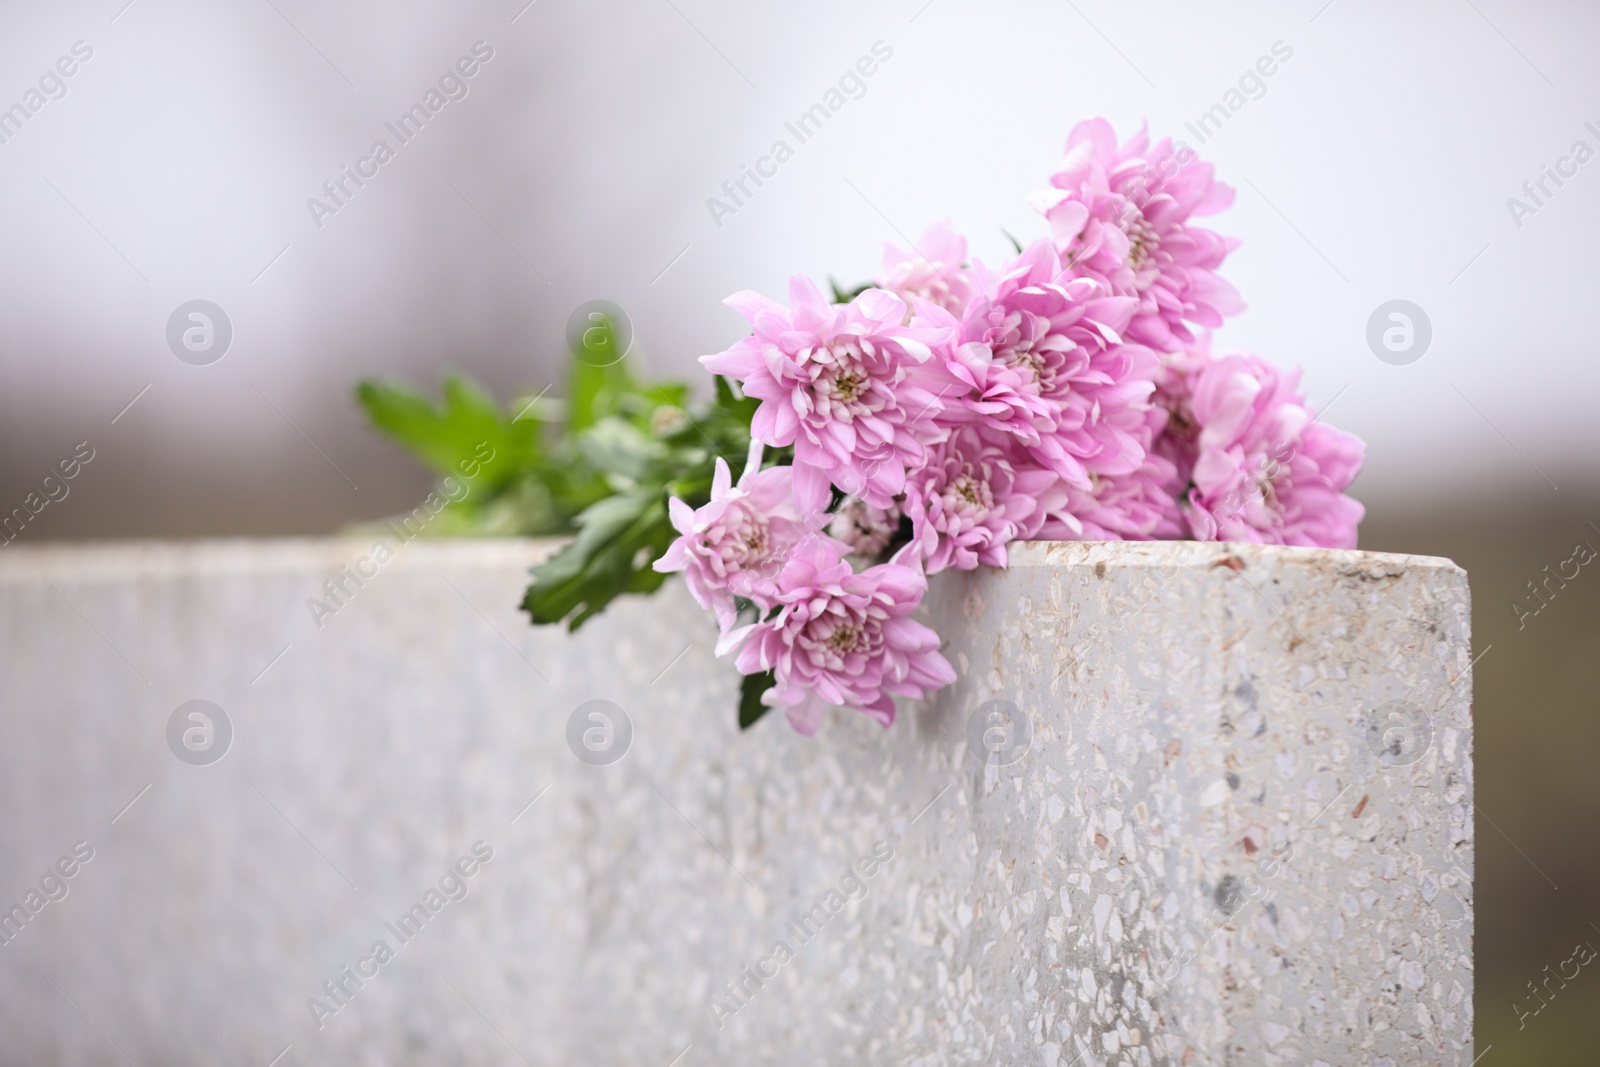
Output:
[[0, 539, 1472, 1066]]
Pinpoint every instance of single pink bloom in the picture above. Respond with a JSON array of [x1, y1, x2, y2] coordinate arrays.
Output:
[[653, 456, 833, 628], [905, 428, 1058, 572], [875, 220, 976, 318], [960, 240, 1160, 490], [1033, 119, 1243, 352], [1183, 354, 1365, 548], [721, 540, 956, 736], [911, 298, 1055, 445], [702, 277, 951, 512]]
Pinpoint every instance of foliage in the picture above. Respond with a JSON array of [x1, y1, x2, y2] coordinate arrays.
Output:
[[739, 669, 777, 729], [355, 313, 762, 632]]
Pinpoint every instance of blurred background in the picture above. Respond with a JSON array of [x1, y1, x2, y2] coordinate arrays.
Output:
[[0, 0, 1594, 1059]]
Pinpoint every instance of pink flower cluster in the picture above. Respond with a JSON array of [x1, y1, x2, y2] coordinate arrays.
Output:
[[657, 118, 1365, 736]]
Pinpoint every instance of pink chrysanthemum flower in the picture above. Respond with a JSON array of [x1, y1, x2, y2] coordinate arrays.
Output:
[[1184, 354, 1365, 548], [1032, 119, 1243, 352], [1031, 393, 1185, 542], [875, 220, 976, 318], [722, 540, 956, 736], [905, 428, 1057, 572], [961, 240, 1160, 489], [910, 298, 1054, 444], [653, 450, 833, 628], [702, 278, 950, 512], [828, 498, 901, 561], [1035, 453, 1186, 542]]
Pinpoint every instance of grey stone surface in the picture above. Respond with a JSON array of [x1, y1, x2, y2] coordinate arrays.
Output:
[[0, 538, 1473, 1065]]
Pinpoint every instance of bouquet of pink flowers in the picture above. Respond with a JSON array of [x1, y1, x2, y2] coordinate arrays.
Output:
[[653, 118, 1364, 735]]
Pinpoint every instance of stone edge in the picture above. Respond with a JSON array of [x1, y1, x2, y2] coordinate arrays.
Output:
[[0, 537, 1465, 584]]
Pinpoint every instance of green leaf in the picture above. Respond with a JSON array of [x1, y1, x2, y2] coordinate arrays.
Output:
[[520, 487, 675, 630], [355, 305, 769, 630], [356, 374, 540, 493], [576, 416, 670, 483], [1000, 228, 1025, 254], [739, 670, 775, 729], [638, 383, 689, 410], [829, 278, 873, 304], [713, 375, 758, 420], [567, 313, 636, 434]]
